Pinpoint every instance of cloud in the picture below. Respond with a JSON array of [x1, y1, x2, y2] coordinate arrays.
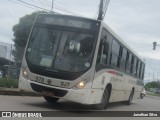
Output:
[[0, 0, 36, 44], [141, 52, 160, 60], [105, 0, 160, 59]]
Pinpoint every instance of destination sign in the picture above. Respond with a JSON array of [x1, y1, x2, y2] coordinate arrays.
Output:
[[36, 14, 98, 30]]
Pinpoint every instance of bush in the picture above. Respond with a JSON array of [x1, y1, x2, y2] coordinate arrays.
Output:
[[0, 77, 19, 88], [145, 81, 160, 91]]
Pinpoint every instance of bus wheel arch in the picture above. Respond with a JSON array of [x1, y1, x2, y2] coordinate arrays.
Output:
[[125, 87, 134, 105], [132, 87, 135, 95], [44, 96, 59, 104], [106, 83, 112, 102], [96, 83, 112, 109]]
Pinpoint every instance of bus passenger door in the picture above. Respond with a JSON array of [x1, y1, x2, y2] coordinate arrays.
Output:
[[110, 41, 126, 101], [90, 29, 111, 104], [93, 29, 110, 89]]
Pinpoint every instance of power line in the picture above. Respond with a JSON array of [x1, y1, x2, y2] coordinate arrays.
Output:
[[37, 0, 52, 11], [47, 2, 83, 16], [37, 0, 50, 6], [53, 5, 82, 16], [8, 0, 39, 11], [9, 0, 83, 17], [37, 0, 45, 7], [55, 0, 91, 14], [0, 4, 17, 21], [44, 0, 91, 13], [35, 0, 82, 16], [31, 0, 38, 10], [37, 0, 90, 17], [16, 0, 50, 12]]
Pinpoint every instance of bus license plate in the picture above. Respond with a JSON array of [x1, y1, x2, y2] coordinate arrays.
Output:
[[42, 91, 54, 97]]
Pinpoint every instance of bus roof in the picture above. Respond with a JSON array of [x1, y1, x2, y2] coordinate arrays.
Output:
[[38, 13, 101, 23]]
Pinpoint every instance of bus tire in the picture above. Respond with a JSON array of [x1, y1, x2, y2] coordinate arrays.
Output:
[[126, 90, 134, 105], [96, 89, 109, 110], [140, 93, 143, 99], [44, 96, 59, 103], [141, 96, 143, 99]]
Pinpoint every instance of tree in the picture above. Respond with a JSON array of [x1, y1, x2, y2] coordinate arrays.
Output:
[[12, 11, 46, 65], [145, 81, 160, 91]]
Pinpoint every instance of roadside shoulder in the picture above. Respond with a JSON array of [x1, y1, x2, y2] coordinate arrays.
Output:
[[0, 88, 41, 96]]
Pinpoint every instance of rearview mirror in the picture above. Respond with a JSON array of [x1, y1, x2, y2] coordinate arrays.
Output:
[[69, 40, 81, 53]]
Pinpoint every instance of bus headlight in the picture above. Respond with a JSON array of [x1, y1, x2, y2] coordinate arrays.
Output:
[[79, 81, 85, 87], [22, 67, 29, 79], [73, 80, 86, 89]]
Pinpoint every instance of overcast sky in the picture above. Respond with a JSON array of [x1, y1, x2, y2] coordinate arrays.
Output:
[[0, 0, 160, 83]]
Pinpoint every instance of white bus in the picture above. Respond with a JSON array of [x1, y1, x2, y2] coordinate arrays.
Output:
[[19, 13, 145, 109]]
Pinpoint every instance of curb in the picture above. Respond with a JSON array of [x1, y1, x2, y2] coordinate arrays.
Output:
[[0, 88, 41, 96]]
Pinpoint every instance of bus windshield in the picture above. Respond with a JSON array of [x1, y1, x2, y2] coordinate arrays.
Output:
[[26, 26, 97, 72]]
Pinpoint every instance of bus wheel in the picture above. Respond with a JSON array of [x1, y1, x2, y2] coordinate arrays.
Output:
[[44, 96, 59, 103], [126, 90, 134, 105], [96, 89, 109, 110], [140, 93, 143, 99]]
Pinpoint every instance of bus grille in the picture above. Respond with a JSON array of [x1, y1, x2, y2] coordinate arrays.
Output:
[[30, 83, 68, 97]]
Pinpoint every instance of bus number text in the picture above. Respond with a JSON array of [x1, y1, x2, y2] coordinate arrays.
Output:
[[35, 76, 44, 83], [61, 81, 70, 88]]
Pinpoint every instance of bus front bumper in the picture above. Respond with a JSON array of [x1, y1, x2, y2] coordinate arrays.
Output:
[[19, 77, 103, 105]]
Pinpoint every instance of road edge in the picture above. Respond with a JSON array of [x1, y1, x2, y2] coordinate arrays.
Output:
[[0, 88, 41, 96]]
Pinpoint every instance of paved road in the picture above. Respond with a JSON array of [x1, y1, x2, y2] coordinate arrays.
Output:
[[0, 95, 159, 120]]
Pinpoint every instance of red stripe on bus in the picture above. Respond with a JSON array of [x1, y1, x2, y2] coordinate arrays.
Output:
[[107, 70, 123, 77], [107, 70, 117, 75]]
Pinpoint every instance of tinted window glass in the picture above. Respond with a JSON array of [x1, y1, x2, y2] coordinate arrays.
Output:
[[97, 29, 109, 65], [122, 48, 127, 60], [112, 40, 120, 55], [26, 27, 96, 72], [111, 54, 118, 67]]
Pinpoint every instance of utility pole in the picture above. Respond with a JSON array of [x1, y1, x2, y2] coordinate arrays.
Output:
[[98, 0, 103, 20], [153, 41, 160, 50], [51, 0, 54, 12], [7, 44, 12, 79], [148, 59, 151, 82], [97, 0, 110, 21], [153, 70, 155, 81]]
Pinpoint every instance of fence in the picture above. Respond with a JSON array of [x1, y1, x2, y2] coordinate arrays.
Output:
[[0, 41, 21, 79]]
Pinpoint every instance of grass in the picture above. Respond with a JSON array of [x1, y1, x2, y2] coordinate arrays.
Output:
[[146, 92, 160, 97], [0, 77, 19, 88]]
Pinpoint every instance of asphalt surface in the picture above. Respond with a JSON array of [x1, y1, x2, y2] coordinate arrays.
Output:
[[0, 95, 160, 111], [0, 95, 159, 120]]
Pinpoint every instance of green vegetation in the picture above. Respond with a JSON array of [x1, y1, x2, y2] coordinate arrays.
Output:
[[12, 11, 46, 63], [144, 81, 160, 91], [147, 92, 160, 97], [0, 77, 19, 88]]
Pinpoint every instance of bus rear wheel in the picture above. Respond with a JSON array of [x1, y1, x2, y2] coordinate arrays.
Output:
[[96, 89, 109, 110], [44, 96, 59, 103], [125, 90, 134, 105]]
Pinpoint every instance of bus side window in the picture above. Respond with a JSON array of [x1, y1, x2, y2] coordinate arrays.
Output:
[[97, 36, 109, 65], [119, 47, 127, 71], [110, 40, 120, 67], [126, 52, 132, 74], [140, 63, 144, 79], [96, 28, 110, 65]]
